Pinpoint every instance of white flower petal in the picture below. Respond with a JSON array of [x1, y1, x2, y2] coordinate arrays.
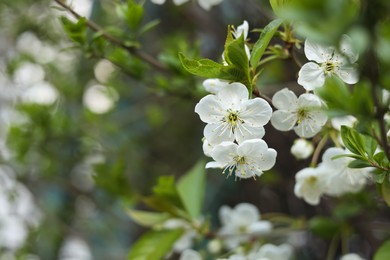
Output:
[[248, 221, 273, 235], [217, 83, 249, 111], [150, 0, 166, 4], [339, 34, 359, 63], [271, 110, 297, 131], [297, 93, 323, 108], [294, 167, 327, 205], [240, 98, 272, 126], [219, 205, 232, 226], [202, 78, 228, 94], [205, 161, 224, 168], [195, 95, 226, 124], [211, 142, 237, 165], [233, 20, 249, 39], [230, 203, 259, 225], [235, 124, 265, 144], [271, 88, 298, 111], [254, 148, 277, 171], [204, 123, 233, 145], [336, 66, 359, 85], [304, 39, 332, 63], [237, 139, 268, 157], [297, 62, 325, 90], [173, 0, 189, 5]]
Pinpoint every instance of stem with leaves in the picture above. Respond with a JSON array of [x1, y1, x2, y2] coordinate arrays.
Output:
[[53, 0, 168, 72]]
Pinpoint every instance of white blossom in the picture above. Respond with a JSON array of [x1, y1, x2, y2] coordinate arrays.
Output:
[[290, 138, 314, 159], [195, 83, 272, 145], [164, 219, 197, 252], [340, 253, 366, 260], [294, 166, 328, 205], [321, 147, 370, 196], [218, 203, 272, 249], [197, 0, 224, 10], [179, 249, 202, 260], [331, 115, 357, 131], [206, 139, 277, 179], [202, 78, 229, 94], [249, 243, 294, 260], [298, 35, 359, 90], [271, 88, 328, 138]]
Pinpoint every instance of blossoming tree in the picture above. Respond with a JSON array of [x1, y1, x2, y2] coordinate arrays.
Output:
[[1, 0, 390, 259]]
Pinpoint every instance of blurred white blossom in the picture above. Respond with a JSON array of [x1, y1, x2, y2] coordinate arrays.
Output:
[[290, 139, 314, 160], [218, 203, 272, 249]]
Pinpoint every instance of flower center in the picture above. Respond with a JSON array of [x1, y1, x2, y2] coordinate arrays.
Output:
[[305, 176, 318, 185], [227, 112, 239, 125], [297, 108, 308, 124], [234, 156, 246, 165], [324, 61, 335, 74]]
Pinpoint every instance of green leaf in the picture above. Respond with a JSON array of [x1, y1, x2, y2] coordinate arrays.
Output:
[[224, 34, 248, 70], [177, 161, 206, 219], [116, 0, 144, 31], [374, 240, 390, 260], [179, 53, 225, 77], [152, 176, 183, 209], [348, 159, 373, 169], [381, 175, 390, 207], [139, 19, 160, 35], [127, 210, 170, 227], [308, 216, 340, 239], [250, 19, 283, 68], [373, 172, 387, 184], [127, 229, 183, 260], [340, 126, 365, 156], [179, 53, 238, 81], [270, 0, 291, 17], [60, 16, 87, 45]]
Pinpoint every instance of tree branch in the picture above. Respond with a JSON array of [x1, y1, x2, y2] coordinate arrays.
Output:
[[53, 0, 168, 72]]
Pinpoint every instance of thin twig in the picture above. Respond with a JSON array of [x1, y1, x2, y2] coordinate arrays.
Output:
[[310, 134, 328, 167], [53, 0, 168, 71]]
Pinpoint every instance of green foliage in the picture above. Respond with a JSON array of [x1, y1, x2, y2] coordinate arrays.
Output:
[[374, 240, 390, 260], [127, 229, 183, 260], [316, 77, 374, 118], [116, 0, 144, 32], [60, 17, 87, 45], [250, 19, 283, 68], [177, 161, 206, 219], [127, 210, 170, 227], [308, 216, 340, 239], [277, 0, 360, 43]]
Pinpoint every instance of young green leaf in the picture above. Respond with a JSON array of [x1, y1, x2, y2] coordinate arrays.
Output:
[[340, 126, 365, 156], [348, 159, 373, 169], [60, 16, 87, 45], [127, 210, 170, 227], [127, 229, 183, 260], [250, 19, 283, 68], [177, 161, 206, 219]]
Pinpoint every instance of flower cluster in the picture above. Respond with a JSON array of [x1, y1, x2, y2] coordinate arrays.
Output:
[[195, 81, 276, 179], [294, 147, 371, 205]]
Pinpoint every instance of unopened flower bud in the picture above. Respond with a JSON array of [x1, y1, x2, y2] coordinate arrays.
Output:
[[291, 139, 313, 160]]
